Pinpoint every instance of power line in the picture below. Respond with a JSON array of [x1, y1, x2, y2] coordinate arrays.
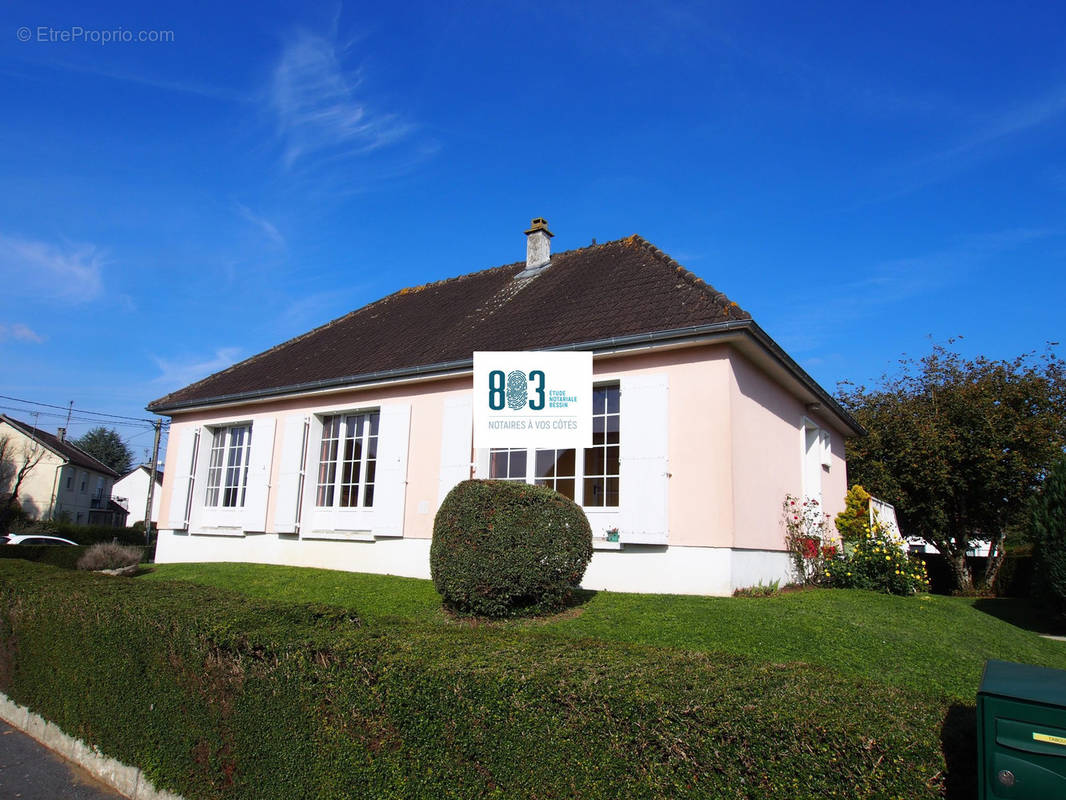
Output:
[[0, 406, 158, 429], [0, 393, 160, 424]]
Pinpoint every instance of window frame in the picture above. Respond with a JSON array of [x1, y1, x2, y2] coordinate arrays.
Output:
[[487, 383, 620, 510], [204, 423, 253, 509], [314, 409, 380, 510]]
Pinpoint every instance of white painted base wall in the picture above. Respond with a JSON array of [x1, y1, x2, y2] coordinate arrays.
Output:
[[155, 531, 792, 596]]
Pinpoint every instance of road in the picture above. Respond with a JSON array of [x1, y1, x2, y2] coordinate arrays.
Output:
[[0, 721, 127, 799]]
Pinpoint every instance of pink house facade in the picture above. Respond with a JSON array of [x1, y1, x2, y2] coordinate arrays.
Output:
[[150, 223, 862, 596]]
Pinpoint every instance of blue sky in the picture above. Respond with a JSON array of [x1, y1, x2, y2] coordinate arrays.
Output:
[[1, 1, 1064, 461]]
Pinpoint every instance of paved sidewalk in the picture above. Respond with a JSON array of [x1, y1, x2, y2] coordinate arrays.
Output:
[[0, 720, 127, 799]]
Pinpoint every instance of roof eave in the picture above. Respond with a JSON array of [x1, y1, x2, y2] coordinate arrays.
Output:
[[147, 320, 864, 437]]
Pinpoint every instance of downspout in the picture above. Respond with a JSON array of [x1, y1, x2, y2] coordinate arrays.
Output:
[[47, 460, 63, 520]]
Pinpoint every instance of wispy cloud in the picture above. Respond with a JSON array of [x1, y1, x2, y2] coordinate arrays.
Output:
[[0, 323, 45, 344], [151, 347, 242, 390], [235, 202, 286, 248], [871, 84, 1066, 201], [0, 233, 104, 303], [773, 227, 1062, 354], [269, 30, 416, 171]]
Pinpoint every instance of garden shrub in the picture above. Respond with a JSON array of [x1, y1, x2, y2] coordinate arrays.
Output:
[[1031, 457, 1066, 616], [826, 522, 929, 595], [430, 479, 593, 617], [732, 579, 780, 598], [835, 485, 872, 547], [77, 542, 144, 571], [783, 494, 838, 585]]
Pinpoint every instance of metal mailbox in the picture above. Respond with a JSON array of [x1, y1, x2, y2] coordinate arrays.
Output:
[[978, 659, 1066, 798]]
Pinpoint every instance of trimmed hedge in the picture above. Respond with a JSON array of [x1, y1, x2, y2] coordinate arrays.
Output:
[[0, 545, 89, 570], [8, 520, 146, 546], [0, 562, 954, 799], [0, 545, 149, 570], [430, 480, 593, 617]]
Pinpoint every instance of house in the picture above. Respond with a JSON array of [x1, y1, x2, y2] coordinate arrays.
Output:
[[0, 414, 123, 526], [148, 221, 863, 595], [112, 465, 164, 528]]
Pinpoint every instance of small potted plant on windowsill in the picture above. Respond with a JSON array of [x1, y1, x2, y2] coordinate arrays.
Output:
[[606, 527, 620, 543]]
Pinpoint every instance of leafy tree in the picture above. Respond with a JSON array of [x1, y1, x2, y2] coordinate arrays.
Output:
[[0, 434, 45, 530], [73, 427, 133, 474], [838, 343, 1066, 593], [1031, 457, 1066, 616]]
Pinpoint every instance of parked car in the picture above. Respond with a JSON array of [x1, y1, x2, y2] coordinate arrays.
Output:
[[1, 534, 78, 546]]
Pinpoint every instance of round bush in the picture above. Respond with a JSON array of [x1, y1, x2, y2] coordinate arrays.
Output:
[[430, 479, 593, 617]]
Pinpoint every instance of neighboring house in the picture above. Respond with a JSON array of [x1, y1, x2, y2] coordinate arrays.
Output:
[[148, 221, 864, 595], [112, 465, 164, 528], [0, 415, 122, 526], [869, 496, 992, 558]]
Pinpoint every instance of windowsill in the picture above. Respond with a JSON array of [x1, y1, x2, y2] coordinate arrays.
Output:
[[592, 539, 623, 551]]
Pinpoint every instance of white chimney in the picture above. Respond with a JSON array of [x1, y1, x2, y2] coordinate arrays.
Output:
[[522, 217, 553, 274], [57, 427, 66, 442]]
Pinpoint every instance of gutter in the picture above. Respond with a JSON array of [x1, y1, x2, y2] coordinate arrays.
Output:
[[147, 319, 865, 437]]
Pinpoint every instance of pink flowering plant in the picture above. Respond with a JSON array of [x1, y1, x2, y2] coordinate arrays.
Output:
[[782, 494, 838, 585]]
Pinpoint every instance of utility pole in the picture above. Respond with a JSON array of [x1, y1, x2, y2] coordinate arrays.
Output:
[[143, 419, 163, 546]]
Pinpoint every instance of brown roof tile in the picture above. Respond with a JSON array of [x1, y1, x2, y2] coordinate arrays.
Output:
[[148, 235, 750, 411]]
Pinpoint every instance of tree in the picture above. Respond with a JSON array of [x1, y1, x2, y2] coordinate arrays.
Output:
[[1031, 456, 1066, 616], [0, 434, 45, 530], [838, 343, 1066, 593], [73, 427, 133, 474]]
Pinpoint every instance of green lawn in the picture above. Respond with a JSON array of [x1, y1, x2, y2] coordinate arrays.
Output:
[[142, 561, 1066, 702]]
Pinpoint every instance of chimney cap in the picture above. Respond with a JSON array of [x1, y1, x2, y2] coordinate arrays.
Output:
[[524, 218, 553, 237]]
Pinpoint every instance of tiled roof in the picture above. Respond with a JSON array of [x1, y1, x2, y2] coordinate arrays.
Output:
[[0, 415, 120, 477], [149, 235, 749, 411]]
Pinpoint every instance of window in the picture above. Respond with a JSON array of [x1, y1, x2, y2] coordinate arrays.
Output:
[[584, 385, 620, 507], [205, 424, 252, 507], [79, 471, 88, 493], [65, 471, 73, 490], [316, 411, 379, 508], [801, 418, 825, 505], [489, 384, 620, 507], [488, 448, 527, 482], [535, 449, 575, 499]]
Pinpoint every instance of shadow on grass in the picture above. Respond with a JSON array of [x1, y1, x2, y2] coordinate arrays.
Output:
[[442, 588, 599, 627], [941, 703, 977, 800], [971, 598, 1066, 637]]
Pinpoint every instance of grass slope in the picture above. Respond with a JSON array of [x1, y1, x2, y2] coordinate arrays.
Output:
[[2, 562, 959, 799], [143, 562, 1066, 701]]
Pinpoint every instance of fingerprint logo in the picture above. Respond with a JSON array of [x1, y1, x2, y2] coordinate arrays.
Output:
[[506, 370, 527, 410]]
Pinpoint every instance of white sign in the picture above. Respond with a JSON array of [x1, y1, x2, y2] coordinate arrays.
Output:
[[473, 351, 593, 449]]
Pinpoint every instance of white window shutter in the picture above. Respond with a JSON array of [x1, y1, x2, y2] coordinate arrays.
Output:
[[473, 448, 490, 478], [242, 418, 276, 532], [165, 427, 198, 530], [438, 394, 472, 504], [273, 415, 308, 533], [619, 374, 669, 541], [373, 403, 411, 537]]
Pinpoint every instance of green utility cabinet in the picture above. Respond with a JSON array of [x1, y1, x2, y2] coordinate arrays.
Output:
[[978, 659, 1066, 798]]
